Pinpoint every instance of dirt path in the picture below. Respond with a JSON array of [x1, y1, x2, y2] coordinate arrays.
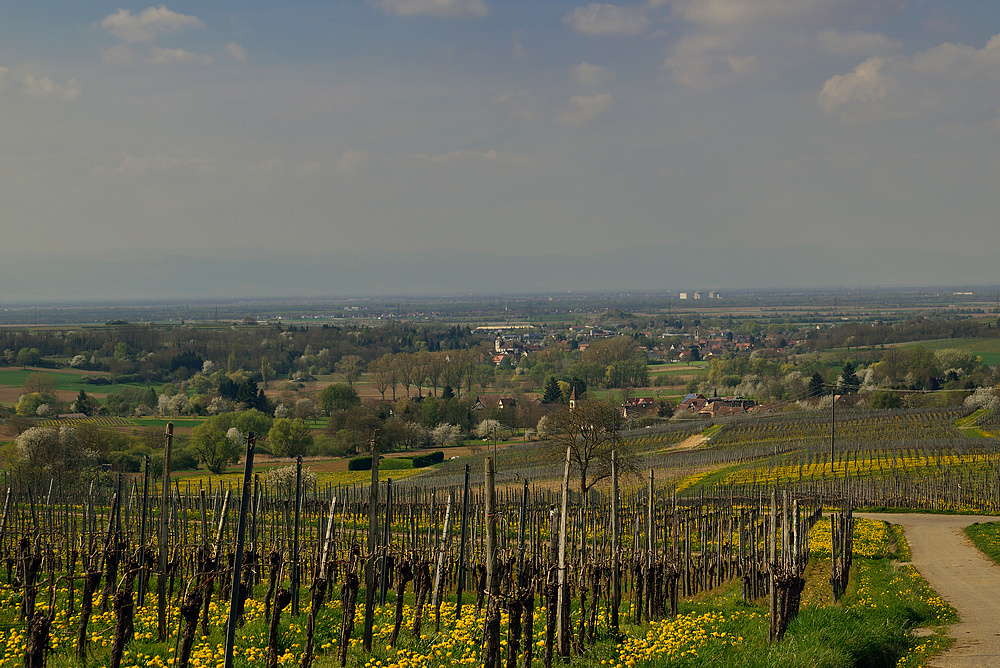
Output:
[[860, 513, 1000, 667], [666, 434, 707, 452]]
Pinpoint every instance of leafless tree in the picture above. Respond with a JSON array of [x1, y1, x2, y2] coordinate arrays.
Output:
[[548, 400, 636, 500]]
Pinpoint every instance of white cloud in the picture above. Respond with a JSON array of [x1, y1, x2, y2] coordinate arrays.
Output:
[[512, 30, 528, 61], [376, 0, 489, 18], [101, 44, 137, 66], [22, 75, 82, 100], [564, 4, 648, 35], [338, 150, 374, 173], [669, 0, 902, 31], [419, 149, 502, 163], [150, 47, 213, 66], [0, 67, 81, 100], [661, 0, 903, 89], [815, 28, 901, 57], [557, 93, 614, 125], [223, 42, 248, 63], [572, 62, 613, 86], [111, 155, 215, 177], [663, 37, 757, 90], [493, 89, 543, 121], [820, 34, 1000, 121], [99, 5, 204, 44], [819, 57, 892, 113]]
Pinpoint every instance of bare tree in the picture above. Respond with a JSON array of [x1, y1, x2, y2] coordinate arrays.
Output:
[[548, 400, 634, 500], [427, 353, 445, 397], [22, 372, 56, 396], [441, 355, 462, 398], [395, 353, 415, 398], [369, 354, 394, 401], [412, 351, 430, 397], [335, 355, 363, 388]]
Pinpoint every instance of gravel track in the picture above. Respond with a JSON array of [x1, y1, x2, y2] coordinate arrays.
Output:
[[860, 513, 1000, 667]]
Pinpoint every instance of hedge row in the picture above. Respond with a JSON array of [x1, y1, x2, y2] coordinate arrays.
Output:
[[347, 456, 373, 471], [347, 451, 445, 471], [412, 451, 444, 468]]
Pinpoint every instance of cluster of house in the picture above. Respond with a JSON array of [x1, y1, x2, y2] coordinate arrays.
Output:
[[492, 336, 536, 366], [472, 392, 676, 421], [678, 393, 758, 418]]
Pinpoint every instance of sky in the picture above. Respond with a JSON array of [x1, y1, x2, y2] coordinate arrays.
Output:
[[4, 1, 1000, 289]]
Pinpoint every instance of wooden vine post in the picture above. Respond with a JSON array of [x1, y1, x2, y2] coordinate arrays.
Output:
[[431, 493, 453, 632], [362, 434, 380, 653], [556, 445, 571, 659], [610, 450, 621, 637], [483, 457, 500, 668], [455, 464, 471, 620], [224, 432, 256, 668], [291, 455, 303, 617], [768, 490, 778, 642], [158, 422, 173, 642]]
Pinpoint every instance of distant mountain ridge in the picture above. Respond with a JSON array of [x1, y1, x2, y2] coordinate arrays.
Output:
[[2, 245, 998, 302]]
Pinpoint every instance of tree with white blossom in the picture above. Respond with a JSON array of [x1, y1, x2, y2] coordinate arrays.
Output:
[[16, 426, 95, 473]]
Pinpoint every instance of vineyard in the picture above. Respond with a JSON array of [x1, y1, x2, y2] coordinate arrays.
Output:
[[0, 404, 998, 667]]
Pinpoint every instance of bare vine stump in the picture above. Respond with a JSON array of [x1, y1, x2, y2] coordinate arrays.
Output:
[[264, 550, 282, 624], [338, 569, 360, 667], [411, 561, 431, 638], [505, 596, 522, 668], [109, 588, 135, 668], [586, 566, 601, 645], [237, 550, 256, 627], [168, 554, 180, 601], [25, 611, 51, 668], [266, 588, 292, 668], [544, 566, 558, 668], [21, 547, 43, 620], [177, 586, 203, 668], [300, 576, 327, 668], [473, 564, 487, 617], [483, 593, 501, 668], [67, 550, 77, 618], [666, 562, 680, 618], [200, 550, 217, 637], [76, 568, 103, 661], [520, 584, 535, 668], [99, 543, 120, 614], [631, 560, 644, 624], [575, 582, 587, 655], [389, 560, 413, 647]]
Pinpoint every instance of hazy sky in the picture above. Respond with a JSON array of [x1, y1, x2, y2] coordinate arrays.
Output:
[[5, 1, 1000, 265]]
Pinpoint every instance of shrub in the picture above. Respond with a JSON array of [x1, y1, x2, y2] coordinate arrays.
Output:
[[264, 464, 318, 491], [412, 451, 444, 468], [870, 390, 902, 410], [106, 451, 143, 473], [380, 457, 413, 470], [348, 455, 373, 471]]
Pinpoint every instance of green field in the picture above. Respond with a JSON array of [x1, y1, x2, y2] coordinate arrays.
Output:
[[0, 367, 151, 395], [897, 338, 1000, 367]]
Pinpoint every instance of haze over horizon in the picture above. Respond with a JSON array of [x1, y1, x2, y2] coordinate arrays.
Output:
[[5, 1, 1000, 300]]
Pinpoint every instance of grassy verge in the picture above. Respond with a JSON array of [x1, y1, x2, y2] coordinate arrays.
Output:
[[964, 520, 1000, 565]]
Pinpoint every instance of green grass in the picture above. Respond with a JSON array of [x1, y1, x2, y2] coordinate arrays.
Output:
[[701, 424, 723, 439], [897, 338, 1000, 367], [0, 366, 153, 395], [964, 521, 1000, 565]]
